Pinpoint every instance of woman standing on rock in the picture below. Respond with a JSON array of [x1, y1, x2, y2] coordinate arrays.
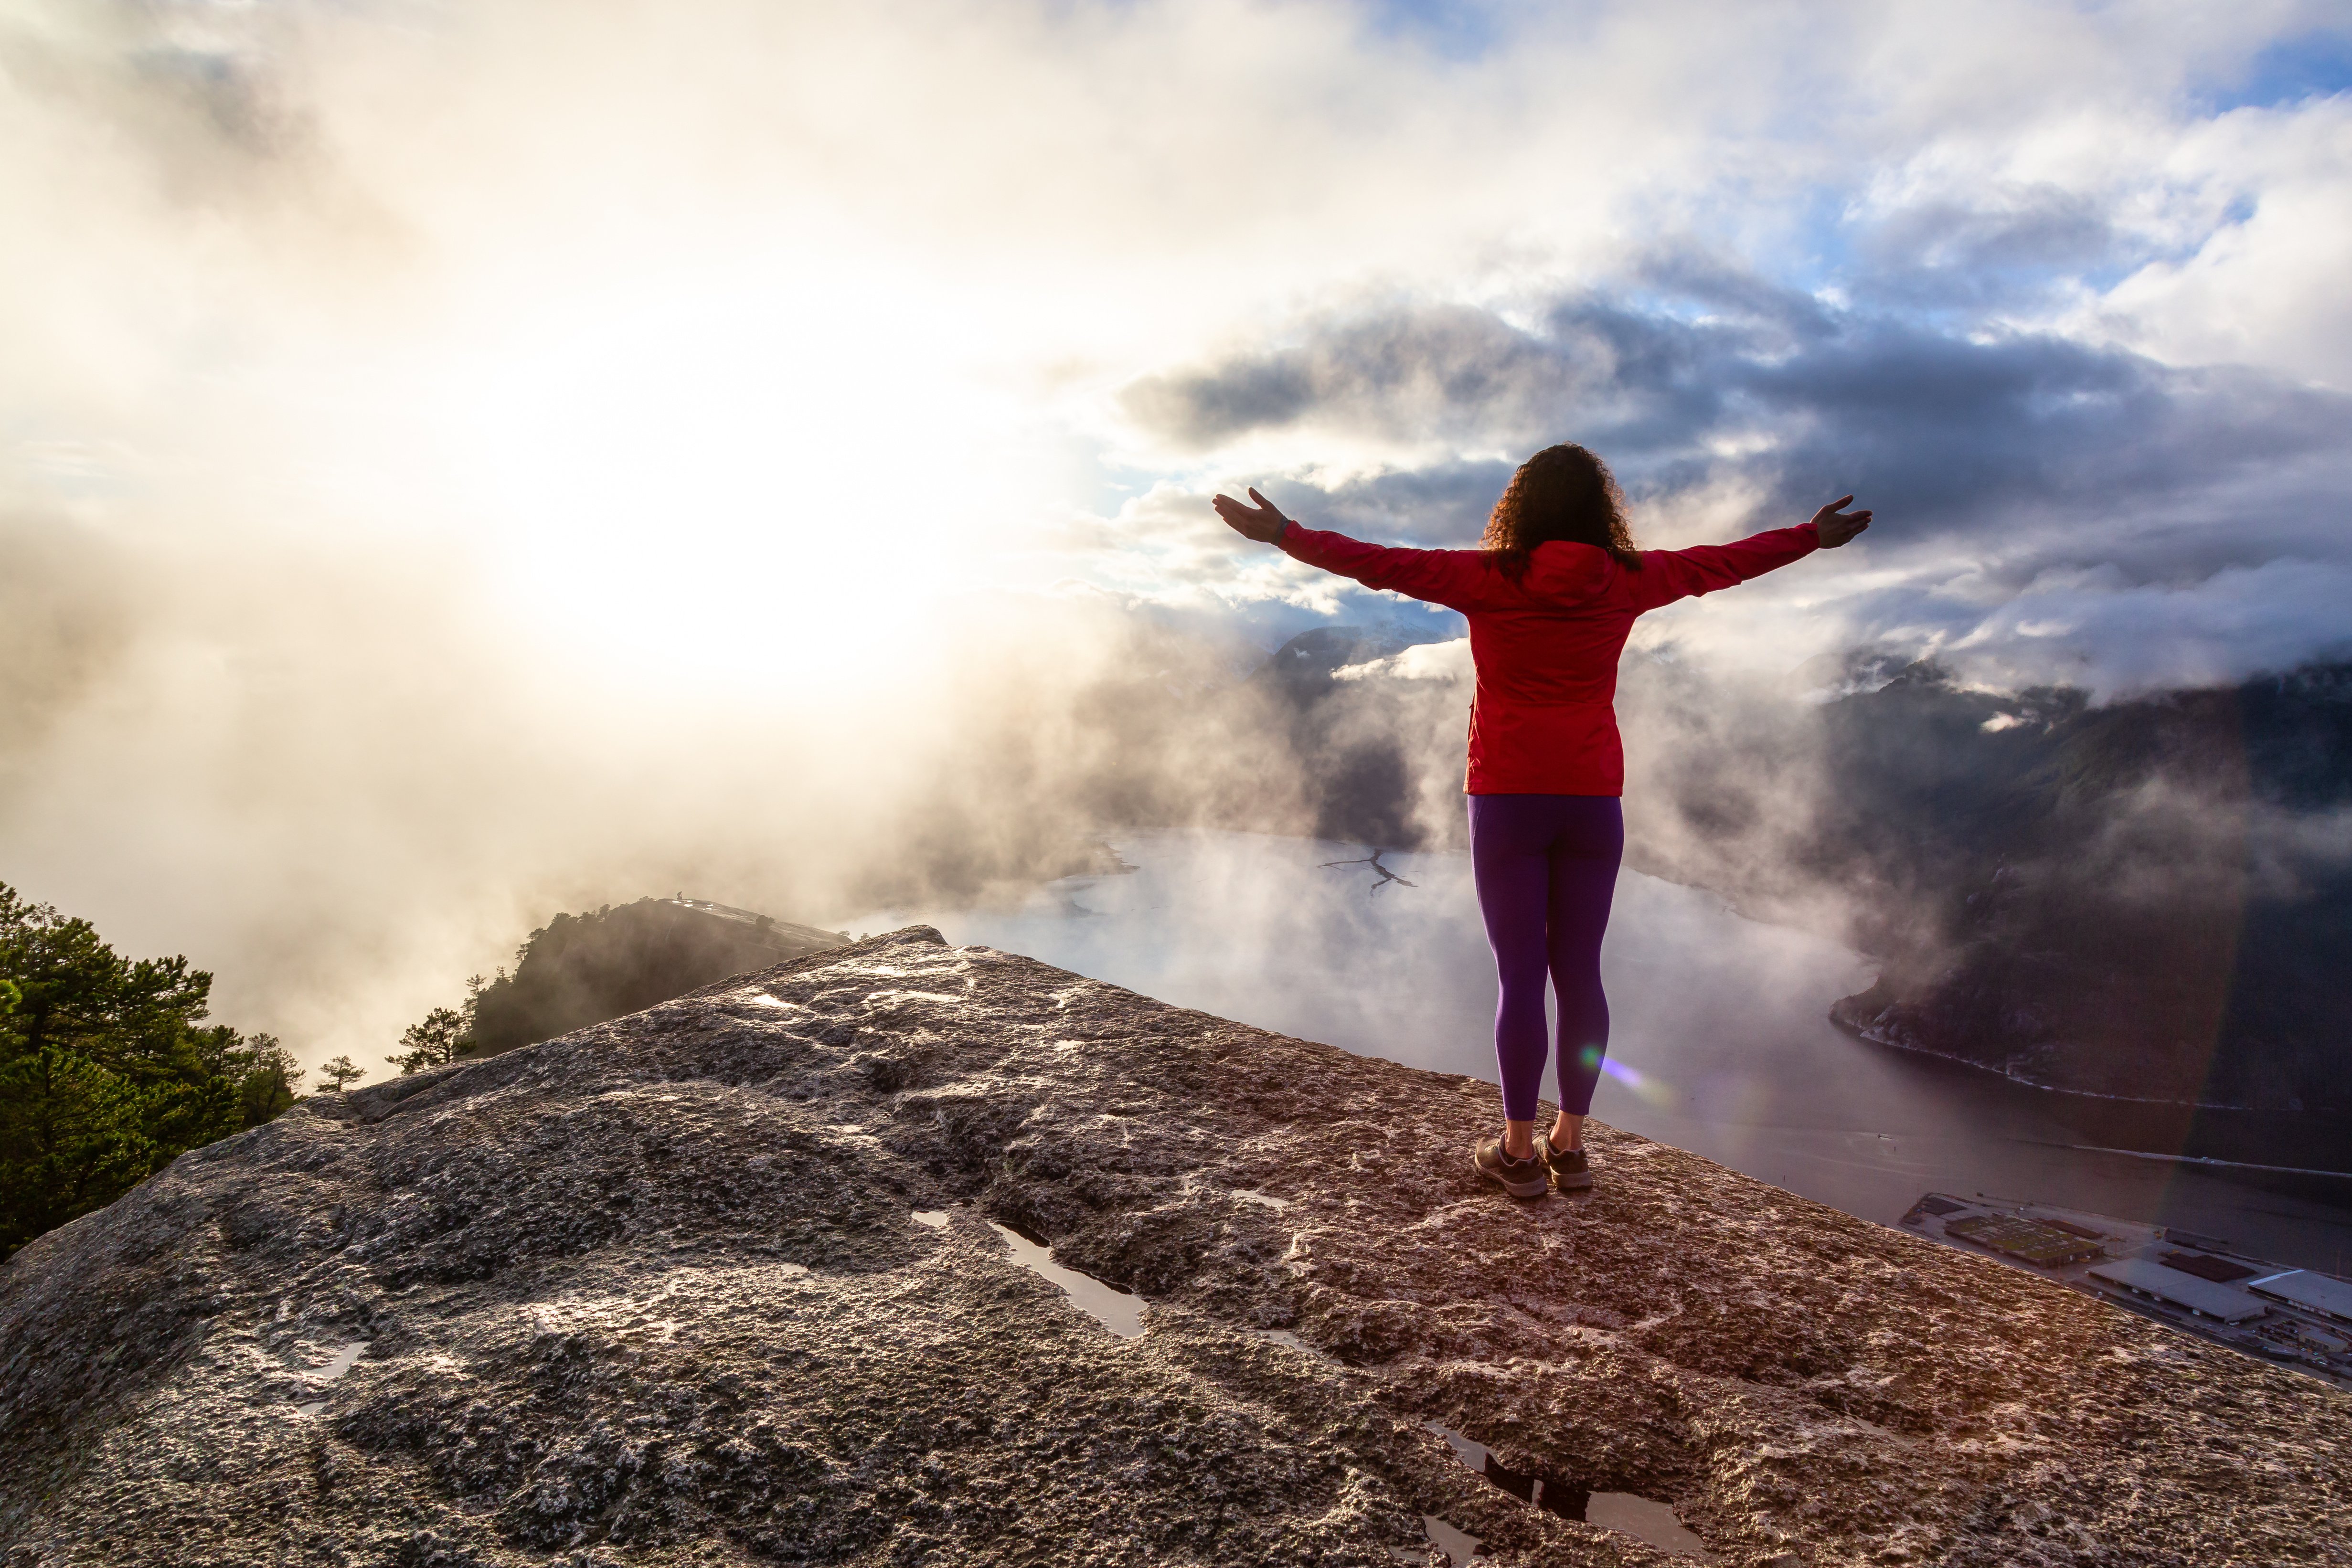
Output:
[[1213, 446, 1871, 1198]]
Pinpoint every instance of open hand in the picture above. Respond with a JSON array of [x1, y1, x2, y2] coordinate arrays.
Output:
[[1211, 487, 1293, 544], [1811, 495, 1873, 547]]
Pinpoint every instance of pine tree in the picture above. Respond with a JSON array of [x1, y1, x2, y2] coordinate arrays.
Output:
[[234, 1035, 305, 1124], [387, 1008, 467, 1075], [388, 972, 490, 1075], [2, 882, 289, 1257], [318, 1055, 366, 1092]]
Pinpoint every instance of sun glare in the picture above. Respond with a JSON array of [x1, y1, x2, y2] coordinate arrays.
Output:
[[430, 261, 1039, 685]]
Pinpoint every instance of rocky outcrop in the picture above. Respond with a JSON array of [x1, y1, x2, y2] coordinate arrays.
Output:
[[2, 930, 2345, 1566], [465, 897, 846, 1057]]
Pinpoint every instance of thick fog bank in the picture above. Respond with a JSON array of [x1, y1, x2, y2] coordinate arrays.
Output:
[[0, 524, 1311, 1070]]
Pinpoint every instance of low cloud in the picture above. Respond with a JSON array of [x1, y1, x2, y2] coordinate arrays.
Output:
[[1119, 271, 2352, 696], [0, 514, 140, 770], [1121, 305, 1613, 453]]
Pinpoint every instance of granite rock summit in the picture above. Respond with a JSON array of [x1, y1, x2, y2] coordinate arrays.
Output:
[[2, 930, 2345, 1566]]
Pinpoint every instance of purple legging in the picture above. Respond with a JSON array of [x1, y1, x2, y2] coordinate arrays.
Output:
[[1468, 793, 1624, 1122]]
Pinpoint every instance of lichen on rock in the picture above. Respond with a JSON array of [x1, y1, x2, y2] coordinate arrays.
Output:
[[1, 927, 2345, 1566]]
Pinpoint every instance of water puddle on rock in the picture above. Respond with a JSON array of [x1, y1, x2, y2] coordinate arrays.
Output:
[[1427, 1423, 1714, 1561], [908, 1208, 1145, 1338], [1586, 1494, 1715, 1559], [293, 1341, 370, 1417], [1408, 1514, 1483, 1565], [987, 1220, 1143, 1338]]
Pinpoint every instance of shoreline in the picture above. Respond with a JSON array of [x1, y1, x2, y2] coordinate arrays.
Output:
[[2040, 1143, 2352, 1181], [1834, 1015, 2352, 1177], [1830, 1011, 2247, 1111]]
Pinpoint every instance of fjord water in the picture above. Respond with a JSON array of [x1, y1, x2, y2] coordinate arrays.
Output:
[[857, 829, 2352, 1274]]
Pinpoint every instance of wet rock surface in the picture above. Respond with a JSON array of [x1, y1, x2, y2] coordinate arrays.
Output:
[[2, 929, 2345, 1567]]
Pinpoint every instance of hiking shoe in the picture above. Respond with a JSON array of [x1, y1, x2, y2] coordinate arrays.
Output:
[[1474, 1138, 1550, 1199], [1535, 1133, 1593, 1192]]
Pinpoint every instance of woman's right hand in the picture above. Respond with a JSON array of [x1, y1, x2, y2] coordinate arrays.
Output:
[[1811, 495, 1873, 547], [1212, 487, 1293, 544]]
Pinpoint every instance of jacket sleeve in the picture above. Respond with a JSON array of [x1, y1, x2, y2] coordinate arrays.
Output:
[[1274, 522, 1504, 612], [1627, 523, 1820, 614]]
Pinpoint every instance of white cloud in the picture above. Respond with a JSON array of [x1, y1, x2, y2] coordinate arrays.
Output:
[[1332, 638, 1472, 684], [2093, 97, 2352, 386]]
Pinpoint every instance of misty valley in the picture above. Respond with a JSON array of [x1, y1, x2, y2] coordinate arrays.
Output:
[[7, 637, 2350, 1277], [1233, 630, 2352, 1133]]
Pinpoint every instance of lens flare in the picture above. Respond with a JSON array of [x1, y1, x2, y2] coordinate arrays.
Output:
[[1596, 1051, 1678, 1106]]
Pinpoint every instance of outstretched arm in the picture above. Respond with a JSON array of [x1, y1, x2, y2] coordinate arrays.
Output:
[[1212, 487, 1501, 611], [1629, 496, 1873, 613]]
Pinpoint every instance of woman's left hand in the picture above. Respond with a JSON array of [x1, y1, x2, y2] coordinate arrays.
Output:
[[1212, 487, 1293, 544]]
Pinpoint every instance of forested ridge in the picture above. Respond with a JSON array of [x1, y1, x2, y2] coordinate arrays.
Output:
[[0, 883, 302, 1258], [386, 896, 847, 1072]]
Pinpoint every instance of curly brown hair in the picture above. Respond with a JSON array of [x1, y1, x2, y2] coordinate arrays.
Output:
[[1481, 444, 1641, 577]]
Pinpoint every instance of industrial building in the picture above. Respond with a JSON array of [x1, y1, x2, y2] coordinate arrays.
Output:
[[1902, 1191, 2352, 1388], [2087, 1258, 2270, 1324], [1943, 1212, 2103, 1265], [2246, 1270, 2352, 1326]]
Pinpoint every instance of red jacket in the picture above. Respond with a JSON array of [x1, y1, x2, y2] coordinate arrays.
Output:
[[1275, 520, 1821, 795]]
